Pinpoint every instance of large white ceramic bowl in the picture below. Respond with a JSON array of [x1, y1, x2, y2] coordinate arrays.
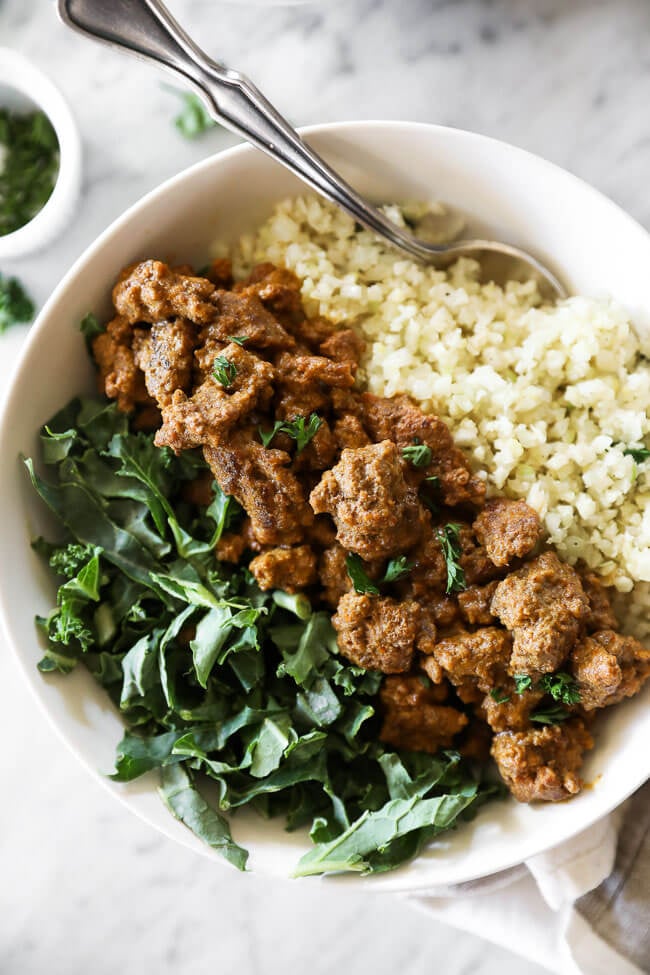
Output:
[[2, 121, 650, 892]]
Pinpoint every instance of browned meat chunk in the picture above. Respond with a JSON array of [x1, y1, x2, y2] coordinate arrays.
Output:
[[349, 393, 485, 507], [579, 571, 618, 632], [204, 258, 233, 288], [319, 328, 365, 372], [458, 581, 499, 625], [132, 318, 196, 408], [92, 315, 151, 413], [434, 627, 512, 693], [195, 290, 294, 378], [113, 260, 217, 325], [473, 498, 543, 567], [571, 629, 650, 710], [491, 552, 590, 674], [318, 544, 354, 608], [333, 593, 434, 673], [204, 435, 313, 546], [274, 351, 355, 420], [379, 675, 469, 753], [491, 720, 594, 802], [155, 343, 275, 452], [481, 683, 544, 732], [234, 263, 304, 325], [292, 420, 339, 473], [310, 441, 423, 561], [248, 545, 318, 593], [333, 414, 371, 450], [457, 523, 505, 586], [215, 532, 247, 564]]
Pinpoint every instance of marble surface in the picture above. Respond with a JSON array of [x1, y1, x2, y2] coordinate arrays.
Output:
[[2, 0, 650, 971]]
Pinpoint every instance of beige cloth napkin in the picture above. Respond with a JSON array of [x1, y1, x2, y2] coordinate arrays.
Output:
[[410, 781, 650, 974]]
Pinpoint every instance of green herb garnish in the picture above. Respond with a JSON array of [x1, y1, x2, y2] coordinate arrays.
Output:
[[27, 393, 495, 876], [0, 274, 35, 333], [623, 447, 650, 463], [213, 355, 238, 389], [346, 554, 414, 594], [0, 108, 59, 236], [538, 671, 581, 705], [402, 437, 433, 468], [490, 687, 510, 704], [259, 413, 323, 453], [172, 92, 218, 139], [435, 523, 467, 594], [227, 335, 249, 347], [420, 475, 441, 513], [513, 674, 533, 694], [530, 704, 570, 725], [345, 553, 380, 595], [79, 312, 104, 347]]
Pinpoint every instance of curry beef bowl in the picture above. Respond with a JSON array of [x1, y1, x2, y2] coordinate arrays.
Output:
[[3, 123, 650, 890]]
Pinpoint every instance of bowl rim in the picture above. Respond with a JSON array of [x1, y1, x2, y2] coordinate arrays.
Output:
[[2, 118, 650, 888], [0, 48, 82, 260]]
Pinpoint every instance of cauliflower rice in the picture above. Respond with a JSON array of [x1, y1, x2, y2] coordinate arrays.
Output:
[[225, 196, 650, 630]]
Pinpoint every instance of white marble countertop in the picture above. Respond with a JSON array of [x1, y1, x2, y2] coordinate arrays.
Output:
[[2, 0, 650, 972]]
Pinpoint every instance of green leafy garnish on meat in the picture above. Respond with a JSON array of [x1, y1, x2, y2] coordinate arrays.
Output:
[[346, 554, 414, 594], [402, 438, 432, 468], [259, 413, 322, 453], [80, 312, 104, 347], [171, 91, 218, 139], [227, 335, 249, 347], [0, 273, 35, 333], [382, 556, 414, 584], [0, 108, 59, 236], [489, 687, 510, 704], [27, 394, 495, 876], [530, 704, 569, 725], [538, 671, 581, 705], [213, 355, 238, 389], [513, 674, 533, 694], [435, 523, 467, 594], [345, 553, 380, 595]]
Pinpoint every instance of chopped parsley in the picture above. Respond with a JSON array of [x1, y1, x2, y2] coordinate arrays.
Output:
[[420, 475, 441, 513], [227, 335, 249, 347], [490, 687, 511, 704], [171, 91, 218, 139], [530, 704, 570, 725], [0, 273, 35, 333], [513, 674, 533, 694], [345, 554, 380, 595], [435, 523, 467, 594], [346, 554, 415, 594], [402, 437, 433, 468], [0, 108, 59, 236], [213, 355, 238, 389], [538, 671, 581, 705], [259, 413, 322, 453], [623, 446, 650, 463]]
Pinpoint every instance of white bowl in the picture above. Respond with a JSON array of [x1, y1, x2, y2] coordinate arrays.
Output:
[[0, 49, 82, 260], [1, 121, 649, 892]]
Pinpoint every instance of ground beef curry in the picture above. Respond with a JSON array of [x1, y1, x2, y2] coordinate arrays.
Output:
[[92, 257, 650, 805]]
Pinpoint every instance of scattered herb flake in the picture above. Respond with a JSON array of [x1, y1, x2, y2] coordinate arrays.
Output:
[[623, 446, 650, 463], [227, 335, 249, 347], [435, 523, 467, 594], [345, 553, 380, 595], [382, 556, 414, 584], [538, 671, 581, 705], [172, 92, 217, 139], [402, 437, 433, 468], [213, 355, 238, 389], [259, 413, 322, 454], [0, 274, 35, 333], [490, 687, 510, 704], [513, 674, 533, 695], [530, 704, 569, 725]]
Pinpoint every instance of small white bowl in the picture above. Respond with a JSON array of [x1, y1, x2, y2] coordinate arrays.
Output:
[[0, 48, 82, 260], [1, 121, 649, 891]]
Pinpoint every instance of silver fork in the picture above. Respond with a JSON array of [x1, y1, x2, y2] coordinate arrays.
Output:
[[58, 0, 567, 299]]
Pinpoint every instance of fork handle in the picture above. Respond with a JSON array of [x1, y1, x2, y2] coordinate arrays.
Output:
[[58, 0, 443, 260]]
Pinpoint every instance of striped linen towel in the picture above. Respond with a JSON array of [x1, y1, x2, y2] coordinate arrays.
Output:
[[410, 780, 650, 974]]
